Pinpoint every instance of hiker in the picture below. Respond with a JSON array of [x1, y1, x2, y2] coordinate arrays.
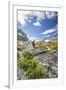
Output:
[[32, 40, 35, 52]]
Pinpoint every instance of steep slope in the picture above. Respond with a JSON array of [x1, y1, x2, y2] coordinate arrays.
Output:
[[17, 29, 28, 42]]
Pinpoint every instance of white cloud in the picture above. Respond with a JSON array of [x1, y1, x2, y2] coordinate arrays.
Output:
[[18, 10, 44, 25], [27, 35, 41, 41], [42, 28, 57, 35], [18, 10, 32, 26], [28, 19, 32, 23], [18, 10, 57, 26], [44, 39, 50, 42], [33, 11, 45, 21], [44, 11, 57, 19], [33, 21, 41, 26], [32, 11, 57, 21], [27, 35, 37, 41]]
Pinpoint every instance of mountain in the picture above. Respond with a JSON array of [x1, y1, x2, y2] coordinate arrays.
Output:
[[17, 29, 28, 42]]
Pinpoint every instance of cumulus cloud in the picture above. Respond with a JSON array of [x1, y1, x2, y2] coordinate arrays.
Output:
[[33, 21, 41, 26]]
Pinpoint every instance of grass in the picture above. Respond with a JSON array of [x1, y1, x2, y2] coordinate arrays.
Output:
[[17, 51, 47, 79]]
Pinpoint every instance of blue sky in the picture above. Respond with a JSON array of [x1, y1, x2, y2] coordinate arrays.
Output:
[[17, 10, 58, 42]]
